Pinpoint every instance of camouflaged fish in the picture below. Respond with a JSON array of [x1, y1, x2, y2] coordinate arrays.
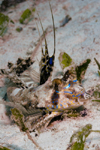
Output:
[[0, 1, 91, 132], [30, 77, 88, 131]]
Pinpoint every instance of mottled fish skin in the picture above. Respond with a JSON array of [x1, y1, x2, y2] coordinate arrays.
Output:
[[39, 39, 55, 85], [0, 0, 89, 133], [38, 1, 56, 85], [46, 79, 85, 113], [29, 78, 86, 131]]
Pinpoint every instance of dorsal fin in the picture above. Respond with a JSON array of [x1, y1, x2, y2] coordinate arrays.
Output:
[[36, 1, 56, 85], [36, 11, 49, 56], [49, 0, 56, 57], [35, 19, 44, 56]]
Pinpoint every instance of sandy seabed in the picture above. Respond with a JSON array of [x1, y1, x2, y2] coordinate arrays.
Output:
[[0, 0, 100, 149]]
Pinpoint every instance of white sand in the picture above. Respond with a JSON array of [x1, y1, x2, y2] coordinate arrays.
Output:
[[0, 0, 100, 149]]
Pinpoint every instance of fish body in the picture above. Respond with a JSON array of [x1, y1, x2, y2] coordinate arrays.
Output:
[[0, 1, 89, 132], [29, 78, 86, 131], [3, 77, 86, 131], [46, 79, 85, 113]]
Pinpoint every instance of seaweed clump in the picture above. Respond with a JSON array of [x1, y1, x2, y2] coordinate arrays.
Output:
[[75, 59, 91, 83], [58, 52, 91, 83], [66, 124, 100, 150]]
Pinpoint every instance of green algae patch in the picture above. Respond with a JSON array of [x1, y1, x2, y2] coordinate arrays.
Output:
[[75, 59, 91, 83], [92, 85, 100, 102], [66, 124, 100, 150], [19, 9, 32, 24], [32, 8, 36, 12], [11, 108, 28, 132], [16, 27, 23, 32], [93, 90, 100, 99], [62, 112, 80, 118], [67, 113, 80, 118], [94, 58, 100, 77], [92, 99, 100, 102], [62, 109, 80, 119], [94, 58, 100, 70], [0, 146, 11, 150], [0, 13, 9, 36], [98, 71, 100, 76], [62, 107, 85, 119], [0, 147, 10, 150], [67, 124, 92, 150], [58, 52, 73, 69], [69, 142, 84, 150]]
